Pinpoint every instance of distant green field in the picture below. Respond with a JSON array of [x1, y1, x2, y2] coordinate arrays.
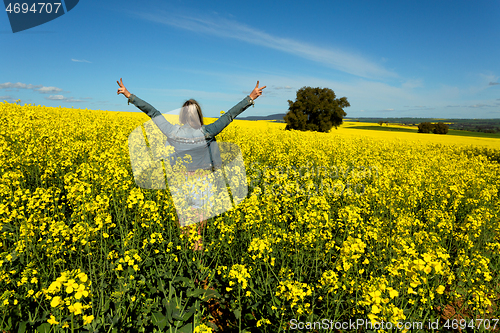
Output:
[[347, 125, 417, 133], [446, 129, 500, 139], [347, 125, 500, 139]]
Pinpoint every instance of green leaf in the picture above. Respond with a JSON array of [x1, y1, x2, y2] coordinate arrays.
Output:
[[186, 287, 207, 298], [172, 307, 183, 321], [111, 314, 120, 325], [177, 322, 193, 333], [181, 304, 197, 321], [244, 313, 255, 321], [250, 287, 264, 297], [164, 299, 176, 322], [152, 311, 168, 330], [233, 309, 241, 320], [36, 323, 50, 333], [173, 276, 191, 285], [202, 288, 220, 300], [17, 321, 27, 333], [103, 299, 110, 312]]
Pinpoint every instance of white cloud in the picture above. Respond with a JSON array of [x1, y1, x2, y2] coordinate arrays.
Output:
[[0, 82, 64, 94], [46, 95, 84, 102], [47, 95, 65, 100], [133, 11, 398, 80], [479, 72, 498, 84], [0, 82, 41, 89], [71, 58, 92, 63], [37, 86, 63, 94], [273, 86, 294, 90]]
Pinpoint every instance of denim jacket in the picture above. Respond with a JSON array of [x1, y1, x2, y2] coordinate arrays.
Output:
[[127, 94, 254, 171]]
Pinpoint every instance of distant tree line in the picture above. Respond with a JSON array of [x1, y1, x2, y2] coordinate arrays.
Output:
[[417, 122, 449, 134]]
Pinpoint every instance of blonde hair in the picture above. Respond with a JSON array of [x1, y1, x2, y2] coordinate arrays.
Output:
[[179, 99, 204, 129]]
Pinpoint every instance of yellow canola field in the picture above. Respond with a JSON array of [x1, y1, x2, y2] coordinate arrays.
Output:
[[0, 102, 499, 332], [339, 121, 500, 149], [229, 119, 500, 150]]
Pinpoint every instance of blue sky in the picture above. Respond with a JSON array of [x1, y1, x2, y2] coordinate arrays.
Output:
[[1, 0, 499, 118]]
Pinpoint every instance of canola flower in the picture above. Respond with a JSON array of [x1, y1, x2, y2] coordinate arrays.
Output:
[[42, 269, 93, 326], [0, 101, 499, 331]]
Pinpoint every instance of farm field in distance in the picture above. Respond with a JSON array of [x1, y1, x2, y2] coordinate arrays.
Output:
[[339, 121, 500, 149], [1, 101, 499, 332]]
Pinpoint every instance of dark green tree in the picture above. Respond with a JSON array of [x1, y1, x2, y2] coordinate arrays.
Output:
[[418, 122, 433, 133], [284, 87, 350, 132], [433, 122, 449, 134]]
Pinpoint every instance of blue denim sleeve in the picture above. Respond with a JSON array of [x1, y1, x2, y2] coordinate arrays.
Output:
[[128, 94, 176, 136], [203, 96, 254, 138]]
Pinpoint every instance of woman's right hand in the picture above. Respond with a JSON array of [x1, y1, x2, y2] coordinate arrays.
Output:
[[249, 81, 266, 100], [117, 78, 131, 98]]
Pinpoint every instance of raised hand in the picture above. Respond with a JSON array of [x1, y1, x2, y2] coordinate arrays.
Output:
[[116, 78, 131, 98], [249, 81, 266, 100]]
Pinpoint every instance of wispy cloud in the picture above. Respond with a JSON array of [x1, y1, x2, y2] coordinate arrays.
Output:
[[0, 82, 41, 89], [0, 82, 63, 94], [71, 58, 92, 63], [489, 82, 499, 86], [402, 105, 435, 111], [37, 86, 64, 94], [469, 103, 496, 108], [133, 11, 398, 80], [46, 95, 84, 102], [46, 95, 64, 100]]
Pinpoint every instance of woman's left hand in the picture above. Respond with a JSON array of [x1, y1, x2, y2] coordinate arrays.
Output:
[[249, 81, 266, 100]]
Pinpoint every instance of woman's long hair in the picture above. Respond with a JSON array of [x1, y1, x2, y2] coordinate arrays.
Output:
[[179, 99, 203, 129]]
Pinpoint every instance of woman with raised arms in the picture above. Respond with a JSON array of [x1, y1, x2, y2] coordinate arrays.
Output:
[[117, 79, 266, 250]]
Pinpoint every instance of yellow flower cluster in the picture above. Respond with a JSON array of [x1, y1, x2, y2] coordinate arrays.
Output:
[[42, 269, 93, 326], [112, 249, 142, 273], [193, 323, 213, 333], [275, 280, 313, 315], [337, 236, 366, 272], [247, 237, 273, 261], [319, 270, 339, 293], [358, 277, 405, 325], [227, 264, 251, 290]]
